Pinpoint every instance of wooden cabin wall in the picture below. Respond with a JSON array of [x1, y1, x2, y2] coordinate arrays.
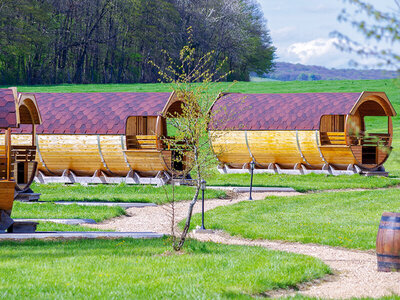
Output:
[[210, 130, 358, 169], [247, 131, 303, 167], [1, 134, 174, 176], [126, 116, 157, 136], [320, 115, 345, 132], [210, 131, 251, 168]]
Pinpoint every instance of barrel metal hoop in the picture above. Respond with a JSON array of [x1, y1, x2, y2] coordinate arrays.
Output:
[[377, 253, 400, 259], [379, 225, 400, 230], [245, 130, 261, 167], [35, 134, 55, 175], [296, 130, 311, 166], [315, 130, 328, 164], [121, 135, 132, 170], [97, 134, 113, 174], [377, 261, 400, 269], [381, 216, 400, 223]]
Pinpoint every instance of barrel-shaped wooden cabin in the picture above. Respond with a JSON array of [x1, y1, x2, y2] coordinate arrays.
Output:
[[11, 92, 186, 183], [0, 88, 41, 211], [208, 92, 396, 174]]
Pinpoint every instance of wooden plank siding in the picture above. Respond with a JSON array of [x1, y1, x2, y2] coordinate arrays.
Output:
[[210, 130, 357, 169], [247, 131, 302, 167], [2, 134, 172, 176], [210, 131, 251, 168]]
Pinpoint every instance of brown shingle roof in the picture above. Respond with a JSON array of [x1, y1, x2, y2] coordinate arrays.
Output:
[[209, 93, 362, 130], [0, 88, 17, 128], [14, 92, 172, 134]]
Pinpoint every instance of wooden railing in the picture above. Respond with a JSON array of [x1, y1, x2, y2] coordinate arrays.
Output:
[[348, 133, 390, 147], [11, 146, 36, 162], [162, 137, 187, 151]]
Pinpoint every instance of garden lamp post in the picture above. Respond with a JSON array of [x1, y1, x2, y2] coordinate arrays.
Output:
[[200, 179, 207, 229], [249, 160, 255, 200]]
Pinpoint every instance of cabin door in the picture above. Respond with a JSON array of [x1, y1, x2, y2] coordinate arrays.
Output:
[[361, 147, 376, 164]]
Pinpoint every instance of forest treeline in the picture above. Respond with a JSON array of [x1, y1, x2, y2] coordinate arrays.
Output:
[[0, 0, 275, 85]]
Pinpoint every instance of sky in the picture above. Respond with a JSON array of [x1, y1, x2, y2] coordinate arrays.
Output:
[[257, 0, 399, 69]]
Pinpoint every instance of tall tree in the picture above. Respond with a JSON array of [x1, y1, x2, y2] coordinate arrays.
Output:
[[0, 0, 275, 84]]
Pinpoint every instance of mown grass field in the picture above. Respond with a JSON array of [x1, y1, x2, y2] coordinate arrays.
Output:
[[207, 172, 400, 192], [36, 222, 105, 232], [0, 238, 330, 299], [31, 183, 226, 204], [10, 201, 125, 222], [188, 188, 400, 250]]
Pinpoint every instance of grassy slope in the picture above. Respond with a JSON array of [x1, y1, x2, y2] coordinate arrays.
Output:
[[0, 238, 330, 299], [188, 188, 400, 250], [31, 183, 226, 204]]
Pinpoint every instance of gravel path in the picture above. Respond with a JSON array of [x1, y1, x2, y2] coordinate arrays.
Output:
[[89, 191, 400, 299], [88, 192, 297, 234]]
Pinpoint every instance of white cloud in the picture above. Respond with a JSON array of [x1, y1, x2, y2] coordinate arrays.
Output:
[[276, 37, 391, 69], [286, 38, 339, 64]]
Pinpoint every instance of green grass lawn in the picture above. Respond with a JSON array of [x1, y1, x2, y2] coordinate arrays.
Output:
[[36, 222, 105, 232], [11, 202, 125, 222], [14, 78, 400, 96], [31, 183, 226, 204], [0, 238, 330, 299], [283, 296, 400, 300], [187, 188, 400, 250], [207, 172, 400, 192]]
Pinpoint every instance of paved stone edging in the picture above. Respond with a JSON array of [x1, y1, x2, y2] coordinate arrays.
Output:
[[21, 202, 157, 208], [0, 231, 163, 240], [207, 186, 296, 193], [13, 218, 97, 225]]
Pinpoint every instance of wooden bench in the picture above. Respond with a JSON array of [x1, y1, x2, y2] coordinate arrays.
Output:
[[126, 135, 157, 150], [320, 132, 346, 145]]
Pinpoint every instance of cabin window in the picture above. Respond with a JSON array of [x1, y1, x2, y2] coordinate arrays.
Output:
[[126, 116, 158, 149]]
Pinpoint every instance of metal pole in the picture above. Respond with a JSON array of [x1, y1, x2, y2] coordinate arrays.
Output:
[[201, 179, 206, 229], [249, 161, 255, 200]]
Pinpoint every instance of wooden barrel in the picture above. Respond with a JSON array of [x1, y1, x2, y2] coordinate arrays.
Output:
[[0, 181, 16, 211], [376, 212, 400, 272]]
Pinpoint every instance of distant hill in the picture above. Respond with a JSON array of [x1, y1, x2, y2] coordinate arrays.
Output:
[[262, 62, 398, 81]]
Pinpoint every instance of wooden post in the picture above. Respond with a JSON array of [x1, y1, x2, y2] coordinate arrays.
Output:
[[5, 128, 11, 181], [32, 124, 36, 146]]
